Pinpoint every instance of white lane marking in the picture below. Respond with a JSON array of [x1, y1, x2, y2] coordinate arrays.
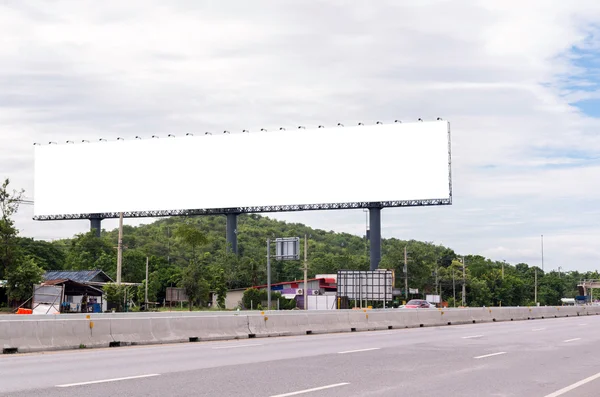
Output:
[[579, 323, 588, 326], [543, 371, 600, 397], [532, 328, 546, 331], [338, 348, 380, 354], [474, 352, 507, 359], [564, 338, 581, 343], [462, 335, 483, 339], [212, 343, 263, 349], [56, 374, 160, 388], [270, 383, 350, 397]]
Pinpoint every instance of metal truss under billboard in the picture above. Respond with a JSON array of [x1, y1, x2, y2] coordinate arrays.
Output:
[[336, 270, 394, 302], [33, 120, 452, 220]]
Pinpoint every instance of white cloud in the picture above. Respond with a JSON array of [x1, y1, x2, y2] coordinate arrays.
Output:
[[1, 0, 600, 271]]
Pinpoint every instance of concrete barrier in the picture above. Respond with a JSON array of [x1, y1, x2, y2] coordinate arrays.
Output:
[[3, 306, 600, 353], [508, 307, 529, 321], [438, 308, 475, 325], [303, 311, 353, 334], [415, 309, 446, 327], [0, 318, 115, 353], [247, 312, 298, 337], [468, 307, 494, 323], [365, 310, 404, 330], [489, 307, 514, 322]]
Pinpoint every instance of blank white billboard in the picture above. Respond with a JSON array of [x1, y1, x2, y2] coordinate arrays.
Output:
[[33, 120, 451, 217]]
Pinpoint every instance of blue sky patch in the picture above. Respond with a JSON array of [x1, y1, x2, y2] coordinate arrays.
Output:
[[567, 45, 600, 117], [572, 98, 600, 116]]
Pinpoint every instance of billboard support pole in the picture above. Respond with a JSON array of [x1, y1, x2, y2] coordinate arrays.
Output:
[[267, 238, 271, 311], [116, 212, 123, 285], [90, 218, 102, 237], [369, 207, 381, 271], [226, 213, 239, 254], [404, 246, 408, 301], [303, 234, 308, 310]]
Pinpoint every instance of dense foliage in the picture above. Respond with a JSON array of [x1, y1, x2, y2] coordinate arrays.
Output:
[[2, 177, 598, 308], [0, 179, 45, 306]]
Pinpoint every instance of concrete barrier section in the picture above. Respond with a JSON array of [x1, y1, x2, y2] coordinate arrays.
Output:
[[304, 311, 351, 334], [247, 313, 299, 337], [468, 307, 494, 323], [415, 309, 445, 327], [365, 310, 402, 330], [110, 317, 158, 346], [347, 310, 370, 331], [438, 308, 475, 325], [3, 306, 600, 353]]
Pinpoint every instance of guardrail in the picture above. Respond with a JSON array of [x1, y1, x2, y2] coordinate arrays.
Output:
[[2, 306, 599, 354]]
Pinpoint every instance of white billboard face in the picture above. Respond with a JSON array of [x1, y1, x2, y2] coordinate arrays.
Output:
[[33, 120, 451, 217]]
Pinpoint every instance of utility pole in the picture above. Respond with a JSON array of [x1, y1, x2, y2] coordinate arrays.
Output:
[[116, 212, 124, 285], [434, 265, 439, 298], [267, 238, 271, 311], [502, 260, 505, 279], [303, 234, 308, 311], [404, 246, 408, 301], [166, 226, 171, 264], [145, 256, 149, 309], [461, 256, 466, 307], [452, 268, 456, 307]]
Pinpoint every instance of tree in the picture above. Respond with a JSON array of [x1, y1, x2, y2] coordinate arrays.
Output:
[[0, 178, 24, 280], [468, 277, 492, 307], [11, 210, 596, 309], [64, 231, 114, 271], [18, 237, 65, 271], [103, 283, 127, 312], [180, 261, 210, 310], [6, 256, 44, 304], [241, 287, 293, 310], [242, 288, 263, 310], [174, 222, 208, 265]]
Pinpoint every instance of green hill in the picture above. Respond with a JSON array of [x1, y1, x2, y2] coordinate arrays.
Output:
[[9, 214, 597, 307]]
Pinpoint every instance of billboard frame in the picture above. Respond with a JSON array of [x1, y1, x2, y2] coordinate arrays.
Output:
[[32, 120, 452, 221], [33, 197, 451, 221]]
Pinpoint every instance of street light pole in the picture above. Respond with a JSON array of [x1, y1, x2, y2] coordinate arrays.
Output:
[[541, 234, 544, 272]]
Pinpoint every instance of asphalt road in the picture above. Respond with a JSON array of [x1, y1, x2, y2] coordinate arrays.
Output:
[[1, 314, 600, 396]]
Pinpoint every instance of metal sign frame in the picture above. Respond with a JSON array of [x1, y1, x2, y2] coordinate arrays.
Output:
[[166, 287, 189, 302], [275, 237, 300, 260], [336, 270, 393, 303]]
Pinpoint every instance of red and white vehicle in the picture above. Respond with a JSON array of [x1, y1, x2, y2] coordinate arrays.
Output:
[[402, 299, 437, 309]]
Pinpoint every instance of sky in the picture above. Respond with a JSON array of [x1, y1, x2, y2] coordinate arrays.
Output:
[[1, 0, 600, 272]]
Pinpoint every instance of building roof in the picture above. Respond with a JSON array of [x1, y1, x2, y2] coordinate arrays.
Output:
[[44, 270, 113, 284], [253, 277, 336, 289], [42, 279, 105, 296]]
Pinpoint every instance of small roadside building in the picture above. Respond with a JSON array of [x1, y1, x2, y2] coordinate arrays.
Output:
[[213, 275, 338, 310], [41, 270, 114, 313]]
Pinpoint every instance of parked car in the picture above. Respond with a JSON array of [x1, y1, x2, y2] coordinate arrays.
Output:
[[402, 299, 437, 309]]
